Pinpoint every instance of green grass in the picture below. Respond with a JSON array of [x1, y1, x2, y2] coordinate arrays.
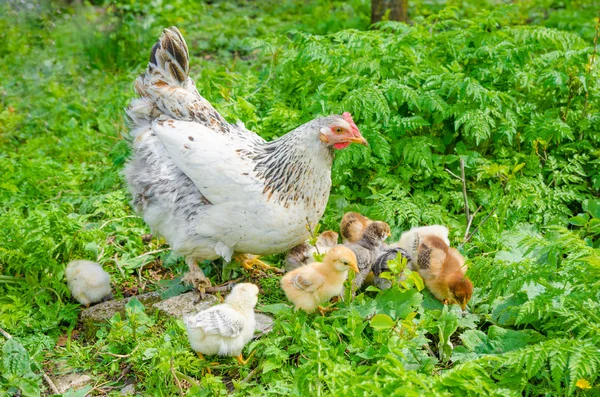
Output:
[[1, 0, 600, 395]]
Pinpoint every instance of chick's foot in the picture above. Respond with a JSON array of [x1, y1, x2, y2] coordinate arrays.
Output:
[[318, 305, 338, 316]]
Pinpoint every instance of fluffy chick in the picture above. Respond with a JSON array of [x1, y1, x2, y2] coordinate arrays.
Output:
[[285, 230, 339, 272], [184, 283, 259, 364], [65, 260, 112, 307], [395, 225, 450, 270], [415, 235, 472, 310], [344, 221, 391, 291], [281, 246, 358, 315], [340, 212, 373, 243]]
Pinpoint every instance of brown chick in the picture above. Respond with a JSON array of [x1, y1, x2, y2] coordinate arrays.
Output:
[[340, 212, 373, 243], [285, 230, 339, 272], [281, 246, 359, 315], [416, 235, 472, 310]]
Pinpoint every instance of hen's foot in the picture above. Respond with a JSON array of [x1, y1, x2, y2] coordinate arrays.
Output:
[[235, 351, 255, 365], [317, 305, 337, 316], [182, 268, 212, 299], [236, 254, 283, 276]]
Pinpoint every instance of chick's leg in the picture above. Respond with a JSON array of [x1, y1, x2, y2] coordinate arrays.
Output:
[[182, 257, 211, 297], [317, 305, 338, 316], [235, 254, 283, 275]]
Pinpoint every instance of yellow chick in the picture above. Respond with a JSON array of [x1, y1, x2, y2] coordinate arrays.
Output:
[[65, 260, 112, 308], [184, 283, 259, 364], [415, 235, 473, 310], [281, 246, 359, 315], [285, 230, 339, 272], [340, 212, 373, 243]]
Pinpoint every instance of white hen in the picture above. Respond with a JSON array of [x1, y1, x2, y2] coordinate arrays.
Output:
[[184, 283, 259, 364], [65, 260, 112, 307], [124, 27, 367, 292]]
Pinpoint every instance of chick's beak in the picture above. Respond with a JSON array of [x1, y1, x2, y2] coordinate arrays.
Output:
[[460, 300, 468, 311], [349, 262, 359, 273]]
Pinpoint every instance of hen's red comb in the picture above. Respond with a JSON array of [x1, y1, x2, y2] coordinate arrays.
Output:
[[342, 112, 360, 136]]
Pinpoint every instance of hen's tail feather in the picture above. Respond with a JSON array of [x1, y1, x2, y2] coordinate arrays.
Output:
[[149, 27, 189, 85], [127, 26, 234, 139]]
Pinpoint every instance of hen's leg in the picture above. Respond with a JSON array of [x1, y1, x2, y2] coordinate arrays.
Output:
[[235, 254, 284, 275], [235, 351, 255, 365], [182, 257, 211, 297]]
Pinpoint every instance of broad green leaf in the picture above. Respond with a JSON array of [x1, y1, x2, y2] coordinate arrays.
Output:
[[370, 314, 396, 330], [568, 214, 589, 227], [1, 339, 32, 379], [583, 199, 600, 219], [437, 306, 459, 363]]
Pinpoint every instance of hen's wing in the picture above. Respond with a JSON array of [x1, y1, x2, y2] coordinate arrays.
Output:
[[288, 267, 326, 293], [153, 119, 263, 205], [186, 305, 245, 337]]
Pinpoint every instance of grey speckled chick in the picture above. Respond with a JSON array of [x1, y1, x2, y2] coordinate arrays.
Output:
[[344, 221, 391, 291], [285, 231, 339, 272]]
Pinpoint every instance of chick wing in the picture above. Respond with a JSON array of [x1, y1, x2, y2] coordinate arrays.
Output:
[[186, 305, 246, 337]]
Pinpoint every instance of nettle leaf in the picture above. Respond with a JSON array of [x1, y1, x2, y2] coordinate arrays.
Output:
[[375, 287, 422, 320], [1, 338, 33, 380], [437, 306, 459, 363]]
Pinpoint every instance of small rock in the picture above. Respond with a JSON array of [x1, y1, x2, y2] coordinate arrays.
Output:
[[80, 291, 274, 340], [120, 383, 135, 395], [52, 373, 92, 394], [80, 292, 162, 339], [254, 313, 274, 337], [153, 292, 218, 318]]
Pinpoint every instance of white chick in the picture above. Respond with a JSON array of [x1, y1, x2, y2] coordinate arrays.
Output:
[[395, 225, 450, 270], [184, 283, 259, 364], [285, 230, 339, 272], [281, 246, 358, 315], [65, 260, 112, 307]]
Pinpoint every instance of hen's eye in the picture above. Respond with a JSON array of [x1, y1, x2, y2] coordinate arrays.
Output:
[[334, 127, 344, 134]]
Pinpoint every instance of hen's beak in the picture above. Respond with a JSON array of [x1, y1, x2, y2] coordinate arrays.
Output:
[[459, 300, 468, 311], [348, 136, 369, 146], [349, 262, 359, 273]]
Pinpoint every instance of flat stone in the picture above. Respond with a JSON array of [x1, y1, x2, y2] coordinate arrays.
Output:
[[52, 373, 92, 394], [79, 290, 274, 340], [254, 312, 274, 337], [120, 383, 135, 395], [80, 292, 162, 339], [153, 292, 218, 318]]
